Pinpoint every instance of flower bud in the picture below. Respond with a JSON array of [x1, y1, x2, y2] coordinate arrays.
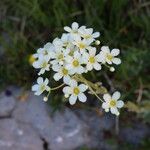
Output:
[[110, 67, 115, 72], [64, 94, 69, 98], [43, 97, 48, 102], [95, 40, 100, 45]]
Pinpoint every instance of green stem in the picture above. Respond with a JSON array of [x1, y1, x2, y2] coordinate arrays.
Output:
[[50, 83, 65, 91]]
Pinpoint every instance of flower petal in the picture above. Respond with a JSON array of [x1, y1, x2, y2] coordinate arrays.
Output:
[[78, 93, 87, 102], [69, 95, 77, 105], [117, 100, 124, 108], [102, 102, 109, 109], [63, 76, 71, 85], [111, 49, 120, 56], [93, 62, 101, 70], [64, 26, 71, 32], [112, 91, 121, 100], [103, 94, 111, 102], [44, 78, 49, 85], [92, 32, 100, 38], [101, 46, 110, 53], [72, 22, 79, 30], [32, 84, 39, 91], [63, 86, 71, 94], [37, 77, 43, 84], [70, 79, 77, 87], [53, 73, 62, 81], [86, 63, 93, 71], [79, 84, 88, 92], [110, 107, 119, 115], [112, 58, 121, 65]]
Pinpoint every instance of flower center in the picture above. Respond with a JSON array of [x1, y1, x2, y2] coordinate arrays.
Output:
[[42, 61, 47, 68], [58, 54, 64, 60], [78, 42, 86, 49], [109, 99, 116, 107], [72, 30, 78, 34], [73, 87, 80, 95], [40, 84, 45, 91], [72, 60, 79, 67], [69, 50, 74, 56], [106, 53, 113, 61], [89, 56, 95, 63], [84, 34, 92, 39], [62, 68, 68, 75], [44, 50, 48, 55]]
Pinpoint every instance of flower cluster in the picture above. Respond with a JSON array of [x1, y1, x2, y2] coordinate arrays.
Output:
[[32, 22, 124, 116]]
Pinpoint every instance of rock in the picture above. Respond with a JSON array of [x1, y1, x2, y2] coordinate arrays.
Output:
[[0, 118, 43, 150], [73, 109, 115, 149], [120, 123, 149, 145], [47, 108, 88, 150], [0, 91, 16, 117], [12, 92, 89, 150], [12, 92, 52, 132]]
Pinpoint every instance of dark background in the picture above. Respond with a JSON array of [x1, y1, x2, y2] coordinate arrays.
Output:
[[0, 0, 150, 149]]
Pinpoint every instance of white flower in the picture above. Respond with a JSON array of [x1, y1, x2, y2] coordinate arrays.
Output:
[[33, 43, 55, 59], [50, 46, 69, 66], [102, 91, 124, 115], [33, 55, 50, 75], [99, 46, 121, 65], [65, 51, 85, 75], [32, 77, 50, 95], [52, 65, 71, 84], [79, 26, 100, 42], [61, 33, 73, 48], [64, 22, 79, 36], [52, 38, 63, 49], [73, 36, 91, 53], [63, 80, 88, 105], [82, 47, 102, 71]]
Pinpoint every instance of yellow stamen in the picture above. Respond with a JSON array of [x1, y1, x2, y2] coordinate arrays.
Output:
[[42, 61, 47, 68], [58, 54, 64, 60], [29, 55, 36, 65], [106, 53, 113, 61], [73, 87, 80, 95], [40, 85, 45, 91], [89, 56, 95, 63], [62, 68, 68, 75], [78, 42, 86, 49], [72, 60, 79, 67], [109, 99, 116, 107], [84, 34, 92, 39]]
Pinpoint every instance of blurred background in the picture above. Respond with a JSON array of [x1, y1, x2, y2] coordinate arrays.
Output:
[[0, 0, 150, 150]]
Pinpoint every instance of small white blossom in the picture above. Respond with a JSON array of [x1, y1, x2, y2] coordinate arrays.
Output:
[[50, 46, 69, 66], [79, 26, 100, 42], [73, 36, 91, 53], [64, 22, 80, 37], [52, 65, 71, 84], [33, 43, 55, 59], [65, 51, 85, 75], [99, 46, 121, 65], [33, 56, 50, 75], [102, 91, 124, 115], [32, 77, 50, 95], [63, 80, 88, 105], [83, 48, 102, 71]]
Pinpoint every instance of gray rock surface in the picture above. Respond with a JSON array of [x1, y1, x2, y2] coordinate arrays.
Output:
[[0, 118, 43, 150], [0, 87, 149, 150], [74, 109, 115, 149], [0, 92, 16, 117], [12, 91, 89, 150], [120, 123, 149, 145]]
